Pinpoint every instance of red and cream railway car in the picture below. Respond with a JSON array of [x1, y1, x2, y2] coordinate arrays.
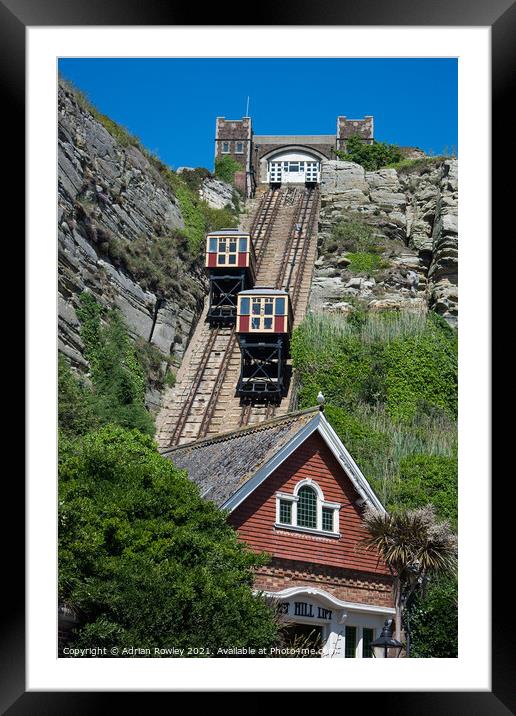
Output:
[[205, 229, 256, 326], [235, 288, 293, 402]]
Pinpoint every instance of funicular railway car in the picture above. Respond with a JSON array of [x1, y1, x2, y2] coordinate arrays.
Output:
[[235, 288, 293, 402], [205, 229, 256, 325]]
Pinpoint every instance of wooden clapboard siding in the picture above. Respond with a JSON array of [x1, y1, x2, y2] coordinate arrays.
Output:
[[229, 431, 389, 575]]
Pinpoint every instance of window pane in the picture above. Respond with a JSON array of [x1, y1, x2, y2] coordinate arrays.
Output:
[[264, 317, 273, 329], [218, 255, 226, 264], [264, 303, 273, 315], [362, 628, 374, 658], [239, 237, 247, 252], [345, 627, 357, 658], [322, 508, 334, 532], [297, 486, 317, 528], [275, 297, 285, 314], [279, 500, 291, 524], [228, 255, 236, 264], [209, 238, 218, 252], [240, 297, 250, 315], [252, 301, 261, 315], [229, 241, 237, 252], [251, 317, 260, 329], [219, 241, 226, 252]]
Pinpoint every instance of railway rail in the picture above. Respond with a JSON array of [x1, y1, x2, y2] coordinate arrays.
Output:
[[237, 186, 319, 428], [158, 188, 285, 446]]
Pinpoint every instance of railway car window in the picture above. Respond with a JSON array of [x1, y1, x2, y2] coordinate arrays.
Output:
[[208, 238, 217, 252], [252, 301, 261, 315], [229, 241, 237, 252], [264, 318, 273, 329], [228, 255, 236, 264], [218, 255, 226, 264], [239, 237, 247, 252], [275, 297, 285, 314], [240, 297, 250, 315], [251, 317, 260, 329], [218, 240, 226, 251], [264, 302, 273, 315]]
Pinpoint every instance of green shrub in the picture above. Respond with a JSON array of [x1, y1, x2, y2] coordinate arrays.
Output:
[[327, 218, 383, 255], [336, 135, 403, 171], [58, 354, 100, 437], [385, 313, 457, 421], [215, 155, 244, 185], [347, 252, 386, 274], [386, 155, 451, 174], [179, 167, 213, 193], [407, 572, 458, 657], [165, 370, 176, 388], [59, 425, 278, 654], [291, 310, 457, 505], [389, 454, 458, 527], [69, 293, 155, 436]]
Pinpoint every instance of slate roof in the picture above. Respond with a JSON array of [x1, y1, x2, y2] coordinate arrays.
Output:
[[160, 407, 320, 508]]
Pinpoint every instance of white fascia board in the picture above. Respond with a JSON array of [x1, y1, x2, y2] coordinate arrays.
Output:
[[317, 413, 386, 513], [222, 411, 385, 514], [257, 586, 395, 616]]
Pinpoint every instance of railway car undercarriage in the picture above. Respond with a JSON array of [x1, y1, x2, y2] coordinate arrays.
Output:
[[207, 272, 247, 325], [236, 337, 290, 403]]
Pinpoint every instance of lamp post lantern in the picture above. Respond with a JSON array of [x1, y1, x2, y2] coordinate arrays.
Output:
[[371, 619, 403, 658]]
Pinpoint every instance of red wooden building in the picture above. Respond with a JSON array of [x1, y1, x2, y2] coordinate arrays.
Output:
[[162, 406, 395, 658]]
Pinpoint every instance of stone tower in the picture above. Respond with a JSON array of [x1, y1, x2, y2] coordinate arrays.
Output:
[[214, 117, 253, 196]]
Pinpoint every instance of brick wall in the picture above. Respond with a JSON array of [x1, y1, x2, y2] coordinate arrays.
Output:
[[254, 557, 394, 608], [230, 431, 390, 576], [337, 116, 374, 151], [215, 118, 252, 189]]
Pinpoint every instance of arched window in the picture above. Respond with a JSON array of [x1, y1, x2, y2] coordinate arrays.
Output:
[[275, 480, 341, 536], [297, 485, 317, 528]]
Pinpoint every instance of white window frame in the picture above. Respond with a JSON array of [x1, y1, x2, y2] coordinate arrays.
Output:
[[235, 141, 244, 154], [275, 479, 341, 537], [221, 141, 230, 154]]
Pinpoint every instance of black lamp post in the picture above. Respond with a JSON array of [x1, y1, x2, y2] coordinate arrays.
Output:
[[371, 619, 403, 658]]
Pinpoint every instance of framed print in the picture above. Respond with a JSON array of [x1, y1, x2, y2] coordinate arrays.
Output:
[[3, 0, 512, 709]]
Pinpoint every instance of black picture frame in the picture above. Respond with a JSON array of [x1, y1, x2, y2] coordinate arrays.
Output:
[[4, 0, 511, 710]]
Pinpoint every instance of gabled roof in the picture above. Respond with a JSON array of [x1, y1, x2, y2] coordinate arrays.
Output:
[[160, 407, 385, 514]]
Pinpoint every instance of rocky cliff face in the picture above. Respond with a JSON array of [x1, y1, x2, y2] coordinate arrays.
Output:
[[313, 159, 458, 325], [58, 82, 234, 411]]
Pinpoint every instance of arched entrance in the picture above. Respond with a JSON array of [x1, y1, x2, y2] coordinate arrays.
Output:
[[260, 586, 395, 658], [261, 147, 326, 185]]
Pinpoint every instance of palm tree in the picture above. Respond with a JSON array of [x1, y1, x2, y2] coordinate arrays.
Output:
[[360, 505, 457, 656]]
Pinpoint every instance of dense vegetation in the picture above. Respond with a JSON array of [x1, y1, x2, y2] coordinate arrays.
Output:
[[336, 135, 403, 171], [59, 425, 278, 655], [337, 134, 455, 173], [59, 295, 281, 653], [59, 293, 156, 437], [292, 309, 458, 656], [215, 155, 244, 185]]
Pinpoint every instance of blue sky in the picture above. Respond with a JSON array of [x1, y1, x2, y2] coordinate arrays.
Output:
[[59, 58, 457, 170]]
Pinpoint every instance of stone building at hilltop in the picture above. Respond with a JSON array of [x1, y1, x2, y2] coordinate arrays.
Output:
[[215, 115, 374, 196]]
